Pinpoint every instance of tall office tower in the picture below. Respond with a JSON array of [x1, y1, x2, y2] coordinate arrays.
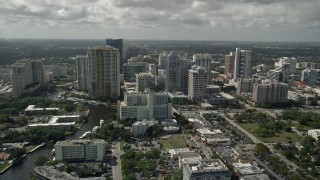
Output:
[[225, 52, 235, 78], [166, 51, 181, 93], [193, 54, 212, 83], [179, 59, 195, 94], [136, 73, 156, 92], [233, 48, 252, 81], [87, 46, 120, 98], [106, 38, 125, 73], [188, 66, 207, 101], [166, 51, 195, 94], [76, 55, 89, 90], [31, 60, 44, 84], [158, 52, 168, 69], [253, 81, 288, 105], [301, 68, 318, 85]]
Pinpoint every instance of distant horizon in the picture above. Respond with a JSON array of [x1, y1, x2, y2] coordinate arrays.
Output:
[[1, 37, 320, 44]]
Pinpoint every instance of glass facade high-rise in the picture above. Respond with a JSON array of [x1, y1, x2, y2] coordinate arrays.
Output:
[[106, 38, 125, 73]]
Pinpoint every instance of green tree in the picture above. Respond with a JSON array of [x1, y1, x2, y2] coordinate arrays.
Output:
[[35, 156, 49, 166]]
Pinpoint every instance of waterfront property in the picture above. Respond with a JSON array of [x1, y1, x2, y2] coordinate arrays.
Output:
[[54, 139, 107, 162]]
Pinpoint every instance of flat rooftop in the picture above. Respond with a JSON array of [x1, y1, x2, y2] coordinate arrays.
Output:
[[189, 159, 229, 173], [56, 139, 106, 146], [34, 166, 77, 180]]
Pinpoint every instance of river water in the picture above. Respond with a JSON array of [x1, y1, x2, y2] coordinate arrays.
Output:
[[0, 105, 107, 180]]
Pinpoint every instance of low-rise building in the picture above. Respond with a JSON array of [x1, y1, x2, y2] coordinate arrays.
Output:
[[206, 93, 236, 105], [160, 119, 177, 127], [183, 159, 232, 180], [28, 115, 81, 131], [55, 139, 106, 162], [24, 105, 59, 115], [178, 152, 202, 168], [308, 129, 320, 140], [206, 85, 221, 94], [132, 120, 150, 137], [233, 163, 270, 180], [0, 152, 11, 164], [287, 91, 317, 105], [163, 126, 180, 133], [34, 165, 77, 180]]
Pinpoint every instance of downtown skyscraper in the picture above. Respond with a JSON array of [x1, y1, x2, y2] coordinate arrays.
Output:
[[76, 46, 120, 99], [233, 48, 252, 81], [106, 38, 125, 73]]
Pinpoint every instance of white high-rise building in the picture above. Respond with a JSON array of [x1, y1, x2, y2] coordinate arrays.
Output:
[[233, 48, 252, 81], [87, 46, 120, 98], [119, 89, 172, 120], [301, 68, 318, 85], [193, 54, 212, 83], [55, 139, 106, 162], [76, 55, 89, 90], [188, 66, 207, 101], [253, 81, 288, 105], [275, 57, 297, 73], [158, 52, 168, 69], [11, 59, 44, 96]]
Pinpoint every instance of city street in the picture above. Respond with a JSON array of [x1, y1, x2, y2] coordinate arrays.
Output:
[[221, 113, 299, 171], [112, 142, 124, 180]]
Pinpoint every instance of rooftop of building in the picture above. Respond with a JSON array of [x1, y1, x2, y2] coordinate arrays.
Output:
[[34, 166, 77, 180], [25, 105, 59, 111], [136, 72, 155, 78], [168, 148, 194, 155], [242, 174, 271, 180], [89, 45, 118, 50], [232, 163, 264, 175], [196, 128, 222, 135], [308, 129, 320, 133], [167, 91, 188, 99], [189, 159, 229, 173], [55, 139, 106, 146]]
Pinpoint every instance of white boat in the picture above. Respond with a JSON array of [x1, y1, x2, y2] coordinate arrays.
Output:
[[79, 131, 91, 139]]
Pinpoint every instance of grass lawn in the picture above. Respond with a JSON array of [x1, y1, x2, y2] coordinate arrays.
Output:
[[238, 122, 302, 143], [161, 134, 187, 149], [259, 131, 301, 143], [292, 121, 313, 131], [0, 163, 11, 172], [26, 145, 37, 153]]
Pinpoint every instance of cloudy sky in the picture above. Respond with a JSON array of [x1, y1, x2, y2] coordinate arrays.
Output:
[[0, 0, 319, 41]]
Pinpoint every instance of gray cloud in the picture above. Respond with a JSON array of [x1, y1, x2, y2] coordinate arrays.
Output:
[[0, 0, 319, 41]]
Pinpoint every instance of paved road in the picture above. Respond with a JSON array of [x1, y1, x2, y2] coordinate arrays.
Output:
[[248, 152, 285, 180], [221, 114, 262, 144], [112, 142, 123, 180], [221, 113, 299, 171]]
